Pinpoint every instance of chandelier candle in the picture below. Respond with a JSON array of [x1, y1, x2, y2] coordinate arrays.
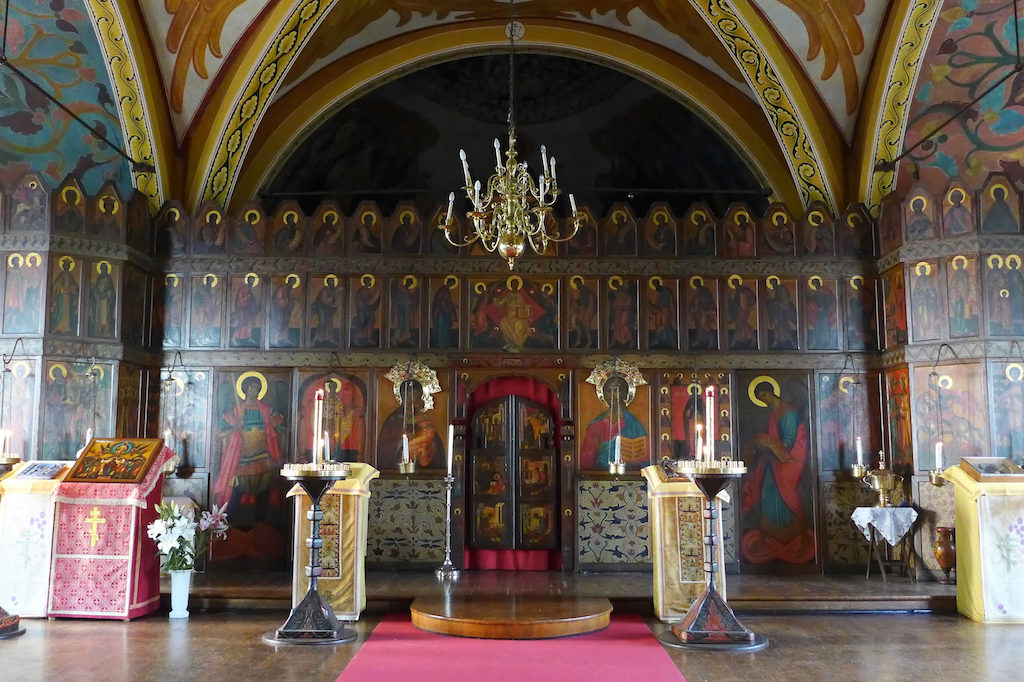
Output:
[[856, 435, 864, 467], [446, 424, 454, 476]]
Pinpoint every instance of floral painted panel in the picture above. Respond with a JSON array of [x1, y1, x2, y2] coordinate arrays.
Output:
[[822, 481, 875, 567], [0, 0, 130, 193], [577, 480, 649, 564], [366, 479, 444, 563]]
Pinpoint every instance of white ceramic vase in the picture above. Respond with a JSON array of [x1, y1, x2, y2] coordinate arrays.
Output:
[[168, 569, 192, 619]]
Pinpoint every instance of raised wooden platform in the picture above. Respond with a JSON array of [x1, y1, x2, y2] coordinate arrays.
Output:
[[410, 595, 612, 639]]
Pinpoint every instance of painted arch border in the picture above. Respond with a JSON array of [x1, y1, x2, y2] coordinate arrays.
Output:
[[230, 21, 799, 212]]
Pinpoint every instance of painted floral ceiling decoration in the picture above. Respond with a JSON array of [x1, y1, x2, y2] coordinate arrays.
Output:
[[1, 1, 1018, 217]]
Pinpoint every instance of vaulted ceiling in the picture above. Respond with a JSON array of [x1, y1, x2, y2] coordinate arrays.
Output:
[[0, 1, 965, 215]]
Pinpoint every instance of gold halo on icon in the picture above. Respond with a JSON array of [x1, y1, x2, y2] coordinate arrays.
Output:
[[475, 282, 487, 294], [721, 387, 729, 395], [938, 375, 954, 390], [748, 375, 781, 408], [445, 275, 458, 290], [1008, 254, 1022, 270], [611, 209, 628, 224], [952, 255, 968, 271], [648, 276, 662, 290], [195, 371, 206, 381], [98, 196, 119, 214], [11, 360, 30, 378], [687, 383, 702, 396], [691, 209, 707, 224], [721, 433, 730, 442], [26, 252, 41, 267], [205, 210, 221, 225], [85, 364, 104, 381], [946, 188, 965, 205], [1006, 363, 1024, 382], [911, 196, 927, 211], [1001, 289, 1010, 298], [808, 209, 824, 225], [235, 371, 268, 400], [283, 210, 298, 225], [990, 183, 1009, 200], [61, 186, 81, 205], [58, 255, 75, 271], [324, 274, 338, 287], [399, 209, 416, 224], [734, 209, 750, 223], [541, 282, 554, 295], [244, 272, 259, 287], [165, 273, 179, 287], [660, 386, 669, 396], [168, 207, 181, 221], [652, 209, 671, 224], [988, 254, 1004, 269], [915, 262, 932, 276], [95, 260, 111, 274], [26, 180, 37, 189], [505, 275, 522, 291], [808, 275, 823, 290], [359, 210, 377, 225], [728, 274, 742, 290], [850, 275, 865, 290], [203, 273, 218, 287], [689, 275, 703, 289], [244, 209, 260, 224], [839, 376, 856, 393], [322, 210, 339, 225], [361, 274, 375, 288], [609, 275, 623, 291], [570, 275, 583, 290], [48, 363, 68, 380], [286, 273, 300, 288], [404, 275, 419, 289], [7, 253, 23, 268], [661, 432, 670, 441], [767, 275, 780, 290], [327, 377, 343, 393]]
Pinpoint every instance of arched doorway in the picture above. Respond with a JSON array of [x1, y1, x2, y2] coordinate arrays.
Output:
[[463, 376, 564, 570]]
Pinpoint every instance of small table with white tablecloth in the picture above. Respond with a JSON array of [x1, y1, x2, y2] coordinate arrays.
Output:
[[851, 506, 918, 583]]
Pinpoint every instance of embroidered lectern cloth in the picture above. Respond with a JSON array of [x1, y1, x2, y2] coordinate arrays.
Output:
[[47, 446, 174, 620], [0, 461, 71, 616]]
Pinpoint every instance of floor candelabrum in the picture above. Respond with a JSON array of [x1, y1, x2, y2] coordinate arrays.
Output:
[[263, 462, 355, 646]]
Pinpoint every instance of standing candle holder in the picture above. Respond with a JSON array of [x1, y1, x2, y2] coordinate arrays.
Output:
[[436, 473, 459, 580], [660, 460, 768, 652], [264, 463, 354, 646]]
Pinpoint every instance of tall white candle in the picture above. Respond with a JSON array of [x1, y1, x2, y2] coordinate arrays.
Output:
[[402, 433, 410, 464], [0, 430, 9, 457], [855, 435, 864, 466], [935, 441, 944, 470], [614, 434, 622, 464], [85, 427, 93, 446], [705, 386, 716, 462], [323, 430, 330, 462], [447, 424, 454, 475], [313, 390, 324, 466], [694, 423, 703, 463]]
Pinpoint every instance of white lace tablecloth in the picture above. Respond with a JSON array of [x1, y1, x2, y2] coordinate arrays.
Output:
[[851, 507, 918, 546]]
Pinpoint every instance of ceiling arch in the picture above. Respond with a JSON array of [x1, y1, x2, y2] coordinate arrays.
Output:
[[227, 20, 799, 212], [687, 0, 845, 213]]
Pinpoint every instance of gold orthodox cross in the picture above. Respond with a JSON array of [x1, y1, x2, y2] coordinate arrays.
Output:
[[85, 507, 106, 547]]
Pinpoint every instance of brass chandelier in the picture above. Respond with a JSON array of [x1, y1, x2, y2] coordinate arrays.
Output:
[[438, 2, 586, 269]]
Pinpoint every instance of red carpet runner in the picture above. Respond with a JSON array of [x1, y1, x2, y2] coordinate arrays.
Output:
[[337, 614, 683, 681]]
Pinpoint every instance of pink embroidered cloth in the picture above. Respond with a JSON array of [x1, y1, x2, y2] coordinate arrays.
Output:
[[47, 447, 175, 620]]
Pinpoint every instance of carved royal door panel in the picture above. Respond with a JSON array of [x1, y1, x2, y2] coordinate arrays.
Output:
[[469, 397, 557, 551]]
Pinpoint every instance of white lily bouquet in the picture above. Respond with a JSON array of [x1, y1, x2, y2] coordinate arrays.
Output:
[[147, 501, 229, 571]]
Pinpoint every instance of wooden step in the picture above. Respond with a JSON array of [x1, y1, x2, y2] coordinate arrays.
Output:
[[410, 595, 612, 639]]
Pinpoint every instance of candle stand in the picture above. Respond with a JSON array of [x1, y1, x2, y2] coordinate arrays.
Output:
[[0, 458, 24, 639], [659, 463, 767, 652], [264, 465, 355, 646], [436, 473, 459, 580]]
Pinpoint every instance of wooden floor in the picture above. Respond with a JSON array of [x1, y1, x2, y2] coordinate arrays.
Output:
[[5, 571, 1018, 681]]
